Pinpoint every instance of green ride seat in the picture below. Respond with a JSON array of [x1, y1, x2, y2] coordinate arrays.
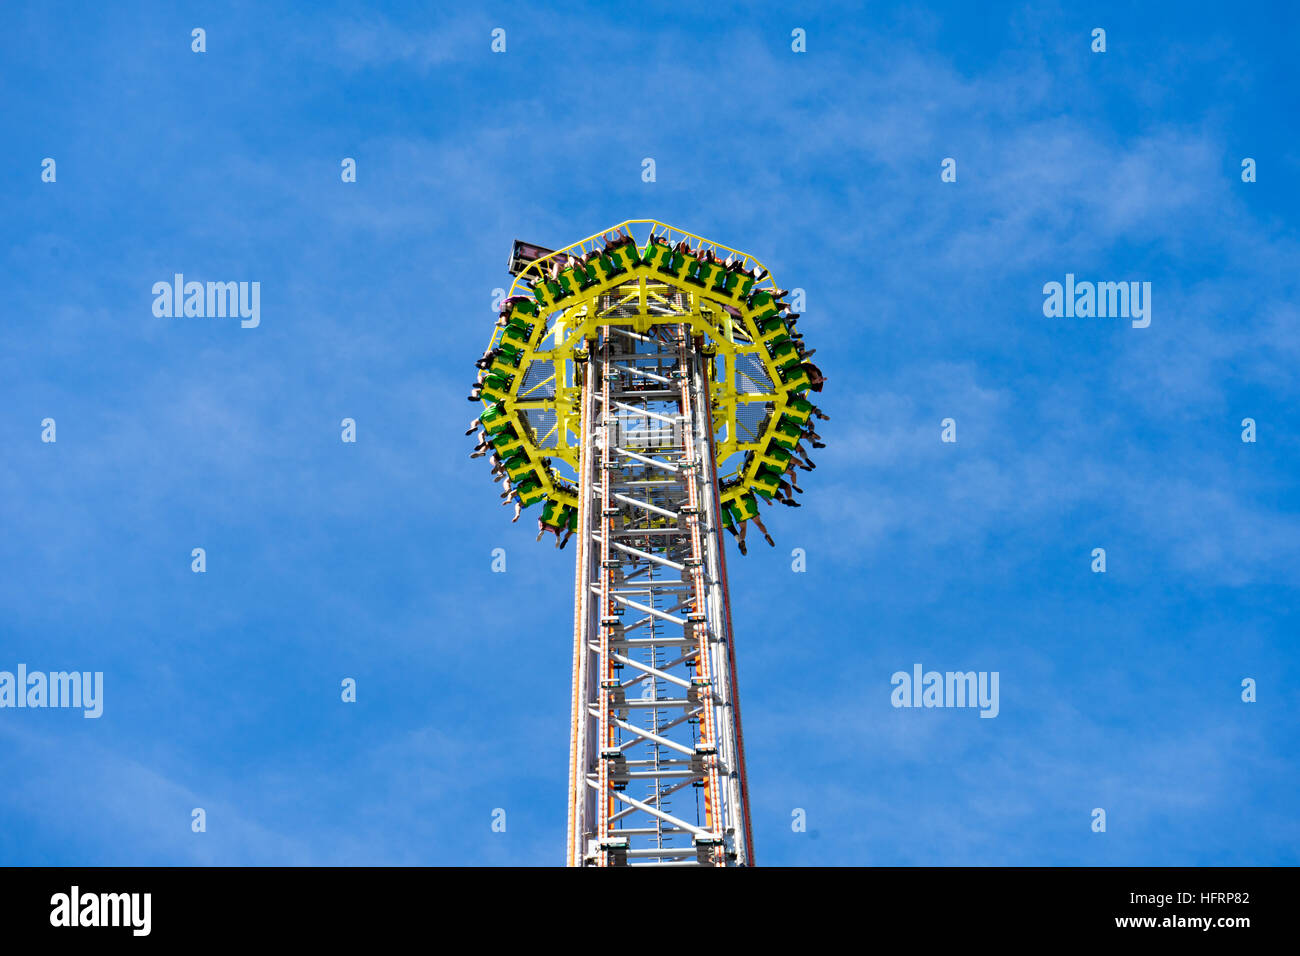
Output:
[[781, 395, 815, 424], [574, 260, 602, 290], [771, 418, 803, 450], [586, 252, 622, 284], [718, 268, 755, 303], [731, 492, 759, 522], [479, 371, 514, 404], [488, 348, 521, 377], [768, 339, 800, 371], [689, 257, 725, 290], [751, 467, 781, 500], [491, 430, 524, 457], [504, 454, 535, 483], [607, 242, 641, 272], [516, 475, 547, 507], [500, 318, 536, 351], [505, 312, 532, 332], [556, 265, 586, 298], [480, 402, 511, 434], [666, 246, 699, 281], [504, 298, 539, 323], [758, 317, 789, 345], [601, 256, 622, 283], [779, 364, 811, 394], [758, 444, 793, 471], [642, 239, 674, 272], [532, 277, 563, 310], [707, 264, 733, 296], [746, 289, 788, 322], [540, 501, 579, 533], [540, 497, 567, 529], [779, 412, 809, 432]]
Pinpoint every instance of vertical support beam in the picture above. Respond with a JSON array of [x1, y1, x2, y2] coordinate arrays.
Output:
[[567, 342, 598, 868]]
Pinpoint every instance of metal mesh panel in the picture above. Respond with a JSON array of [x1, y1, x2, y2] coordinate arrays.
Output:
[[518, 358, 556, 400], [732, 352, 773, 394], [735, 401, 771, 443], [522, 407, 558, 449]]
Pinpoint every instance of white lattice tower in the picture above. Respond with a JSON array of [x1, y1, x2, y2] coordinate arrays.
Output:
[[566, 321, 754, 867]]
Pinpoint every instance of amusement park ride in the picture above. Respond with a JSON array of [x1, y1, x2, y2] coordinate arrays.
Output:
[[467, 220, 826, 867]]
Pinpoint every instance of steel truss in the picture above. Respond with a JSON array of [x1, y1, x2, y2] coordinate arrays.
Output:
[[567, 321, 754, 867]]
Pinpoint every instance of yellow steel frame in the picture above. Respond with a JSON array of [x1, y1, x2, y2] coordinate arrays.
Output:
[[480, 220, 808, 512]]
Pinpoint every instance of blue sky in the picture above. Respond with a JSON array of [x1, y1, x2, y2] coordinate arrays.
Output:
[[1, 0, 1296, 865]]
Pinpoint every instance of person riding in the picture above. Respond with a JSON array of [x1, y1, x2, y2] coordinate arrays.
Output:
[[537, 498, 577, 549], [720, 490, 773, 555]]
